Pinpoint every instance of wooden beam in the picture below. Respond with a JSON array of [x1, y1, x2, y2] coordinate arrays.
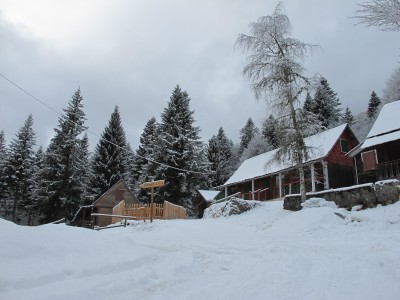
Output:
[[311, 163, 316, 192], [322, 160, 329, 189]]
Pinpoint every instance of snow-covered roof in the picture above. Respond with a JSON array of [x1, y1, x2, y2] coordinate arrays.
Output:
[[198, 190, 220, 202], [348, 100, 400, 156], [363, 100, 400, 148], [223, 124, 348, 186]]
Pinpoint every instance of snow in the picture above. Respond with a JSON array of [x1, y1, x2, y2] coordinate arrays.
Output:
[[224, 124, 347, 186], [1, 200, 400, 300], [301, 197, 338, 209]]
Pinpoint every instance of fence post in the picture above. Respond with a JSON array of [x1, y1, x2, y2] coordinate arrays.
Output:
[[150, 187, 154, 223]]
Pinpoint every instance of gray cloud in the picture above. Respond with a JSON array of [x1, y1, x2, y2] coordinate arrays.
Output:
[[1, 1, 399, 151]]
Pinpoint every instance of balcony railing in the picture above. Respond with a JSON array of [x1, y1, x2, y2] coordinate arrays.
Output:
[[376, 159, 400, 180]]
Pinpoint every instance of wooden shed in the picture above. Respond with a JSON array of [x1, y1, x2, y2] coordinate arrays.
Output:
[[92, 180, 139, 227], [195, 190, 221, 218], [219, 124, 359, 201]]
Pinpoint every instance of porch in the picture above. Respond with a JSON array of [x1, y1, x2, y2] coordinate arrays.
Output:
[[223, 161, 329, 202]]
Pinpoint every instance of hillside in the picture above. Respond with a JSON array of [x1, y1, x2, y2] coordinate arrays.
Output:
[[1, 200, 400, 300]]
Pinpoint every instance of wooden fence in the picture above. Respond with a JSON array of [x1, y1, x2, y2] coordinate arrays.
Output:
[[112, 200, 187, 221], [163, 201, 187, 220], [124, 203, 164, 220]]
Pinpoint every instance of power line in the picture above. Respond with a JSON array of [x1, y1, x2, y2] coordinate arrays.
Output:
[[0, 72, 214, 176]]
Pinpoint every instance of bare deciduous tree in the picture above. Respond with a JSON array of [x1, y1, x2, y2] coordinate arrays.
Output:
[[235, 2, 317, 201], [353, 0, 400, 31]]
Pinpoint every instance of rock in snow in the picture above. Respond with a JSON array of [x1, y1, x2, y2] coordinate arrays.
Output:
[[203, 198, 261, 218]]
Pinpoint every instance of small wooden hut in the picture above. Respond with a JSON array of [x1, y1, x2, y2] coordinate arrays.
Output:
[[92, 180, 139, 227]]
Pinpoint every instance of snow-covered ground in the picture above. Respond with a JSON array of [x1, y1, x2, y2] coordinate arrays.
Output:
[[1, 200, 400, 300]]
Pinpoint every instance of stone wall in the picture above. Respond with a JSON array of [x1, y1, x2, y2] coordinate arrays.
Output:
[[284, 179, 399, 211]]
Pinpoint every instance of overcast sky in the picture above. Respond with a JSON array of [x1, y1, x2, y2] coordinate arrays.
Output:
[[1, 0, 399, 150]]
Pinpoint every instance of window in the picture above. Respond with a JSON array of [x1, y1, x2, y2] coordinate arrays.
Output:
[[361, 150, 378, 171], [340, 138, 349, 153]]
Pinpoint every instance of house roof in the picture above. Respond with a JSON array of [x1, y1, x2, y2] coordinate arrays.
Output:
[[223, 124, 349, 187], [348, 100, 400, 156], [93, 179, 137, 208], [198, 190, 220, 202]]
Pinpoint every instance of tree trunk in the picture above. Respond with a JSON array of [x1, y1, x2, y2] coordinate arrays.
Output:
[[288, 93, 307, 202], [298, 164, 306, 202]]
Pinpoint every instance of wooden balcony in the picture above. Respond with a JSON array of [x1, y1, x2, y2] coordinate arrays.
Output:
[[376, 159, 400, 180]]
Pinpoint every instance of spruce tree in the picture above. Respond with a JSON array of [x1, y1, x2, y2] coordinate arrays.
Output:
[[38, 88, 87, 223], [367, 90, 381, 118], [77, 133, 91, 205], [132, 117, 159, 202], [89, 106, 128, 200], [29, 146, 45, 225], [4, 115, 36, 222], [302, 92, 315, 114], [262, 115, 279, 149], [207, 127, 234, 187], [155, 85, 209, 216], [238, 118, 259, 156], [313, 77, 342, 128], [0, 130, 6, 162], [0, 130, 7, 217], [342, 106, 355, 125], [124, 142, 136, 192]]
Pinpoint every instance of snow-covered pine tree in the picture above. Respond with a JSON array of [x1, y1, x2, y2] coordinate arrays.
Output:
[[124, 142, 136, 192], [38, 88, 87, 223], [4, 115, 36, 223], [89, 106, 128, 200], [239, 134, 272, 163], [383, 66, 400, 104], [155, 85, 209, 216], [312, 77, 342, 128], [207, 127, 234, 187], [302, 92, 315, 114], [0, 130, 7, 218], [262, 114, 280, 149], [76, 133, 91, 205], [0, 130, 6, 163], [238, 118, 259, 156], [28, 146, 45, 225], [342, 106, 355, 125], [132, 117, 160, 202], [367, 91, 382, 118]]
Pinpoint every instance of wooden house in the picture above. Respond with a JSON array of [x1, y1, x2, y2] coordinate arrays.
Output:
[[219, 124, 359, 201], [92, 180, 139, 227], [347, 100, 400, 184], [195, 190, 221, 218]]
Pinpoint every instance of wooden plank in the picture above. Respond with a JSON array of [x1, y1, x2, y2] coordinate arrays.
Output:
[[140, 180, 165, 189]]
